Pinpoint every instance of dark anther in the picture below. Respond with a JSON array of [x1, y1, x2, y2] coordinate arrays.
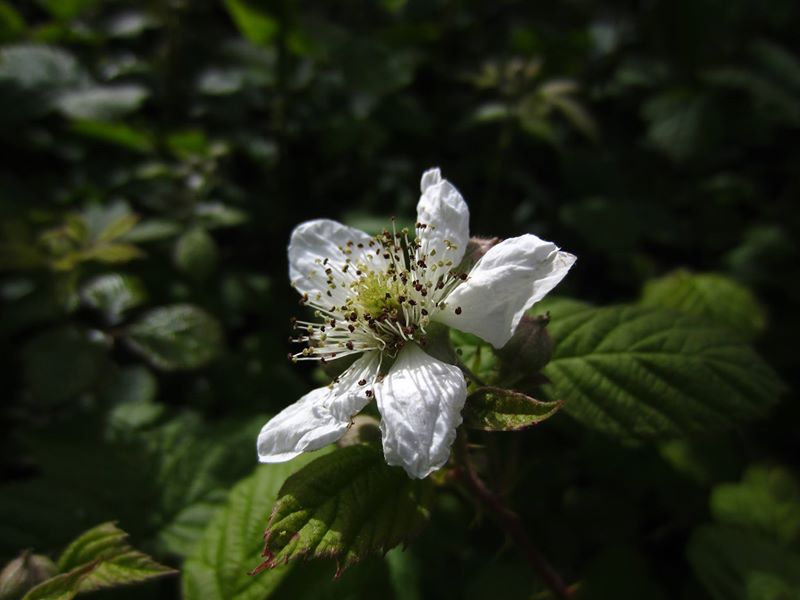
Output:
[[349, 312, 358, 321], [459, 272, 468, 280], [455, 306, 463, 315], [408, 299, 417, 306], [330, 319, 336, 327], [346, 341, 354, 350], [348, 324, 355, 332], [358, 379, 367, 386], [398, 295, 406, 303], [421, 308, 428, 315], [365, 390, 373, 398]]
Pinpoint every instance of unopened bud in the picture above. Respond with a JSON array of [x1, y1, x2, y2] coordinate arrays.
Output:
[[0, 550, 57, 600], [458, 237, 500, 272], [497, 313, 553, 378]]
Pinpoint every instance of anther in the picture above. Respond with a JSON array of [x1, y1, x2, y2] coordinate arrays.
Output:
[[455, 306, 462, 315]]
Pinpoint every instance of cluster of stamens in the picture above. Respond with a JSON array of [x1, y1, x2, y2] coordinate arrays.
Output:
[[289, 219, 467, 365]]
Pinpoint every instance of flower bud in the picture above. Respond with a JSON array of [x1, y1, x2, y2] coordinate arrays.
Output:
[[458, 236, 500, 272], [497, 313, 553, 380], [0, 550, 57, 600]]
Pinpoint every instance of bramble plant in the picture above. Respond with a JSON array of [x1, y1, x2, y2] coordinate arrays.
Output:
[[248, 171, 783, 598], [1, 2, 797, 599]]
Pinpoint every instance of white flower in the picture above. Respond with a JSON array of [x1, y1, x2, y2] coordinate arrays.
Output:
[[257, 168, 576, 478]]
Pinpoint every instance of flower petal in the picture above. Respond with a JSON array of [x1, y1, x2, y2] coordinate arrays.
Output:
[[435, 234, 576, 348], [258, 352, 380, 462], [327, 351, 381, 421], [375, 343, 467, 479], [288, 219, 384, 308], [416, 169, 470, 273], [257, 387, 346, 463]]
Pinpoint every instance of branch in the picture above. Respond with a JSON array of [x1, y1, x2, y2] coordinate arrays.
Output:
[[455, 434, 573, 600]]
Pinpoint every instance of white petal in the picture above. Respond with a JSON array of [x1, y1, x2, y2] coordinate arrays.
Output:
[[257, 387, 347, 463], [435, 234, 576, 348], [288, 219, 384, 308], [375, 343, 467, 479], [258, 352, 380, 462], [327, 351, 381, 421], [420, 167, 442, 192], [416, 171, 470, 272]]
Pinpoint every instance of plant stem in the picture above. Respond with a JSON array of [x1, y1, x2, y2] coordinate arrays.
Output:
[[455, 434, 573, 600]]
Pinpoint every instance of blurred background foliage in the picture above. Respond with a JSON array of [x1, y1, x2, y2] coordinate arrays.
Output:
[[0, 0, 798, 598]]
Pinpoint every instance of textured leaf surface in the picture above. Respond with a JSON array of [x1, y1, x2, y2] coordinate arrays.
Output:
[[711, 466, 800, 546], [57, 522, 174, 592], [22, 562, 95, 600], [80, 273, 147, 323], [0, 413, 264, 558], [641, 270, 766, 339], [124, 304, 223, 370], [463, 387, 563, 431], [258, 444, 433, 574], [182, 454, 322, 600], [543, 303, 783, 439], [23, 523, 173, 600], [687, 525, 800, 600]]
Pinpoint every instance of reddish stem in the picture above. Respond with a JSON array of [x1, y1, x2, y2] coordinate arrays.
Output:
[[455, 435, 573, 600]]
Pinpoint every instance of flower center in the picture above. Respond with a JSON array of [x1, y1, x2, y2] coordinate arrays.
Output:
[[290, 220, 467, 363]]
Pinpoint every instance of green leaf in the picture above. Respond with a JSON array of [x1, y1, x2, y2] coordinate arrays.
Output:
[[124, 304, 223, 370], [182, 454, 324, 600], [37, 0, 99, 20], [23, 523, 173, 600], [543, 304, 783, 439], [463, 387, 563, 431], [0, 44, 88, 121], [642, 90, 714, 162], [57, 522, 175, 591], [80, 273, 147, 323], [119, 219, 182, 243], [0, 2, 25, 43], [711, 466, 800, 546], [55, 85, 149, 121], [641, 270, 766, 340], [173, 226, 218, 281], [0, 413, 266, 559], [450, 329, 499, 384], [21, 562, 96, 600], [70, 120, 154, 153], [84, 242, 145, 264], [687, 525, 800, 600], [223, 0, 278, 46], [257, 444, 433, 574], [194, 202, 249, 229], [102, 366, 163, 432]]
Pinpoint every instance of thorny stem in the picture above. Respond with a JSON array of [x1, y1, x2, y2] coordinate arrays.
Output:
[[454, 433, 573, 600]]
